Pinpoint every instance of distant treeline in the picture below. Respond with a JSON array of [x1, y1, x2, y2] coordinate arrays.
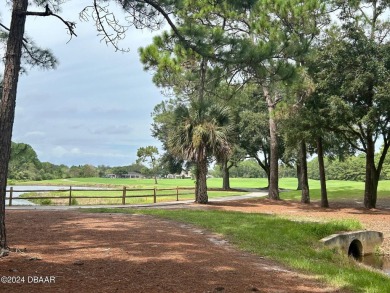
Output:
[[211, 154, 390, 182], [8, 142, 146, 181], [307, 154, 390, 181]]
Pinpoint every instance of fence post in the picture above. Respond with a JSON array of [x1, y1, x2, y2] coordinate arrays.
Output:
[[68, 186, 72, 206], [122, 186, 126, 205], [153, 187, 156, 203], [176, 186, 179, 201], [9, 187, 13, 206]]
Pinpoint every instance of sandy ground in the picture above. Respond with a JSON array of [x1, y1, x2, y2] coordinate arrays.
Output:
[[1, 196, 389, 292]]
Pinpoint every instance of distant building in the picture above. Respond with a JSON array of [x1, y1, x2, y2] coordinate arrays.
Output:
[[106, 174, 117, 179], [166, 171, 192, 179], [121, 172, 145, 179]]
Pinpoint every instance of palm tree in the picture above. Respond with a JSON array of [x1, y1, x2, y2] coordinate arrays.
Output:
[[168, 98, 234, 204]]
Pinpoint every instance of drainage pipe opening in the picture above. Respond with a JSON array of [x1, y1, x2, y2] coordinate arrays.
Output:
[[348, 239, 363, 259]]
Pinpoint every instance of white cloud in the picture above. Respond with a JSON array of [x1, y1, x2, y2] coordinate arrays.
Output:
[[51, 146, 69, 157], [25, 131, 46, 137], [48, 146, 81, 158]]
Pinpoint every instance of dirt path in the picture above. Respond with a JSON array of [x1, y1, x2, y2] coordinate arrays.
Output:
[[1, 209, 346, 293]]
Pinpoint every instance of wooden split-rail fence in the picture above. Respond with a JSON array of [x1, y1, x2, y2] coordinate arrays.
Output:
[[6, 186, 195, 206]]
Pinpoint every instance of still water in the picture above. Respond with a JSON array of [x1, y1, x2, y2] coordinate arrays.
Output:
[[5, 185, 74, 206], [361, 254, 390, 276], [5, 185, 106, 206]]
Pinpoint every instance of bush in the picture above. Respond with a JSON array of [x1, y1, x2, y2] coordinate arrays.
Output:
[[38, 199, 52, 205]]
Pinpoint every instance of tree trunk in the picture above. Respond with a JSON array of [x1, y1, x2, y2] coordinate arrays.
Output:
[[300, 140, 310, 204], [264, 87, 279, 200], [364, 135, 378, 209], [253, 156, 269, 188], [196, 158, 208, 204], [0, 0, 28, 251], [296, 161, 302, 191], [265, 170, 270, 189], [221, 160, 230, 190], [194, 165, 200, 202], [317, 136, 329, 208]]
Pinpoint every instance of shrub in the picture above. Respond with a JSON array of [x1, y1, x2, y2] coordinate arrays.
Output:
[[39, 199, 52, 205]]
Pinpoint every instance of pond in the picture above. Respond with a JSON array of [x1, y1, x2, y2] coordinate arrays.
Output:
[[5, 185, 72, 206], [5, 185, 90, 206]]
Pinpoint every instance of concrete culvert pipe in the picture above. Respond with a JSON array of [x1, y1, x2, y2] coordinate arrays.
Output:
[[348, 239, 363, 259]]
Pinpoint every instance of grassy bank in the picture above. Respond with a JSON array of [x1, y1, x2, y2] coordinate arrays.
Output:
[[86, 208, 389, 292]]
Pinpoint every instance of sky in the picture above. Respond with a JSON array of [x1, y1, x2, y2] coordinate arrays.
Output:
[[1, 1, 166, 167]]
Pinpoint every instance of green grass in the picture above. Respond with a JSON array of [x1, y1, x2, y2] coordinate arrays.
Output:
[[281, 179, 366, 201], [281, 179, 390, 202], [16, 177, 274, 189], [18, 177, 197, 188], [86, 208, 389, 292]]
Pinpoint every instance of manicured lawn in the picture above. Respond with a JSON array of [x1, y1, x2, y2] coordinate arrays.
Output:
[[281, 179, 390, 201], [19, 177, 196, 188], [17, 177, 272, 189]]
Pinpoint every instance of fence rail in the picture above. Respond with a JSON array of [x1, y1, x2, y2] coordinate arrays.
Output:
[[6, 186, 195, 206]]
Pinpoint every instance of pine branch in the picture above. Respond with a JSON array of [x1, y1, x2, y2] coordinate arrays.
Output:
[[0, 22, 28, 43], [22, 5, 77, 43], [92, 1, 129, 52], [0, 22, 9, 32], [22, 43, 44, 66]]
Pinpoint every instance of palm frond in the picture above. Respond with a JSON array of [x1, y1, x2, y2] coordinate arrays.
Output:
[[166, 97, 235, 163]]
